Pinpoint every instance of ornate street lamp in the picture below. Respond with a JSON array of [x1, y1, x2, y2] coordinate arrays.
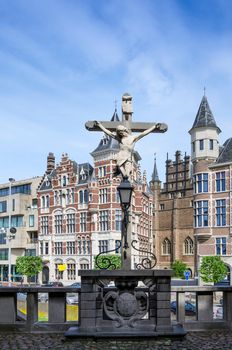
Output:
[[117, 177, 134, 269], [117, 177, 134, 210]]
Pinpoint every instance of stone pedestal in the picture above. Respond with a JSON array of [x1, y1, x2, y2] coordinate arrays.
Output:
[[65, 269, 185, 338]]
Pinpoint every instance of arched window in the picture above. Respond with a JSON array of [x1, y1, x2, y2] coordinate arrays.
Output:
[[184, 237, 194, 255], [67, 259, 76, 280], [162, 238, 171, 255], [55, 259, 63, 280], [79, 259, 90, 270]]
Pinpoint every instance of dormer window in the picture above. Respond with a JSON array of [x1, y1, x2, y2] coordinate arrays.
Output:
[[102, 135, 108, 145], [62, 176, 67, 187]]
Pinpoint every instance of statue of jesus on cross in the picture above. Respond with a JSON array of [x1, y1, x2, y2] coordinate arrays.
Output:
[[85, 93, 168, 179], [94, 121, 163, 179]]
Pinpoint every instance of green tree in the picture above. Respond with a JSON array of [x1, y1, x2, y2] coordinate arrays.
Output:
[[16, 256, 43, 285], [94, 255, 121, 270], [200, 256, 228, 284], [171, 260, 188, 279]]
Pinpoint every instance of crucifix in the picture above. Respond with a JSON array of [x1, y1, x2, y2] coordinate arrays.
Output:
[[86, 93, 168, 179], [85, 93, 168, 270]]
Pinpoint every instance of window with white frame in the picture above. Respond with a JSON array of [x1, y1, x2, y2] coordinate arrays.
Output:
[[162, 238, 171, 255], [99, 210, 109, 231], [54, 242, 63, 255], [194, 201, 208, 227], [98, 166, 106, 178], [55, 262, 63, 279], [99, 188, 108, 203], [67, 241, 75, 255], [54, 214, 63, 234], [193, 173, 208, 193], [80, 212, 87, 232], [115, 209, 122, 231], [41, 216, 49, 235], [67, 262, 76, 280], [80, 260, 90, 269], [216, 199, 226, 226], [216, 172, 226, 192], [67, 212, 75, 233], [99, 239, 109, 253], [184, 237, 194, 255], [45, 242, 49, 255], [79, 189, 88, 204], [216, 237, 226, 255]]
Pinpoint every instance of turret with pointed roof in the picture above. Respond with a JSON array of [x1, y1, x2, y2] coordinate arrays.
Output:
[[189, 94, 221, 163], [190, 95, 221, 133]]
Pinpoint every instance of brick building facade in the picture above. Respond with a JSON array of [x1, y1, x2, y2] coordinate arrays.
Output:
[[151, 152, 195, 276], [37, 108, 153, 285]]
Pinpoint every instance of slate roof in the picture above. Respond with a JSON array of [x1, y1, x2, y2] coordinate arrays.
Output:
[[190, 95, 221, 132], [78, 163, 94, 184], [39, 169, 56, 190], [151, 157, 160, 182], [91, 108, 120, 156], [216, 138, 232, 164]]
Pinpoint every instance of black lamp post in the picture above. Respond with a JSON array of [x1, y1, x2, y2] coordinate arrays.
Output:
[[117, 177, 134, 266], [117, 177, 134, 210]]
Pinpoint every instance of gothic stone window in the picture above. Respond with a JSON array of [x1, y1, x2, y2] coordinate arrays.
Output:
[[162, 238, 171, 255], [55, 260, 63, 279], [67, 260, 76, 280], [184, 237, 194, 255], [80, 259, 90, 270]]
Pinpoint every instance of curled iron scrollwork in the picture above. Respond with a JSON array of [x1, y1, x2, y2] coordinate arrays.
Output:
[[95, 241, 122, 270], [131, 239, 157, 269]]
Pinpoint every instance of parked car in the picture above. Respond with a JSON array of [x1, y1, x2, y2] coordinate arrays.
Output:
[[17, 292, 27, 301], [69, 282, 81, 288], [215, 307, 223, 319], [170, 301, 196, 316], [42, 281, 63, 287], [66, 293, 79, 305], [38, 293, 48, 303]]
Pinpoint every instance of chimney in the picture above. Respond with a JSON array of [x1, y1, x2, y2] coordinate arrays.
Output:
[[46, 152, 55, 174]]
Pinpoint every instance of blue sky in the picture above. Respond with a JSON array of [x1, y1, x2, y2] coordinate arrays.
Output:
[[1, 0, 232, 184]]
